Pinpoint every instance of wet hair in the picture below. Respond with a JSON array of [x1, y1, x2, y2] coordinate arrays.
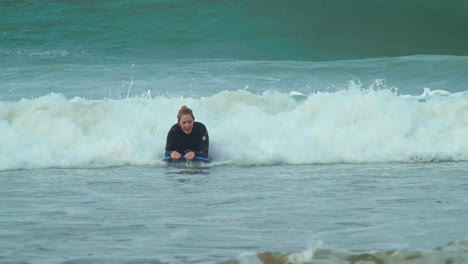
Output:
[[177, 105, 195, 122]]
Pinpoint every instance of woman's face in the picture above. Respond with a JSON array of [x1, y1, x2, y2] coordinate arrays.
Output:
[[179, 114, 194, 134]]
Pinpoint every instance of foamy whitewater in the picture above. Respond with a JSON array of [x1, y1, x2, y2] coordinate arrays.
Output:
[[2, 1, 468, 263], [1, 82, 468, 171]]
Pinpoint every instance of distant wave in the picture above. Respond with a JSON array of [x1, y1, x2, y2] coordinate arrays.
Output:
[[1, 86, 468, 171], [2, 0, 468, 62]]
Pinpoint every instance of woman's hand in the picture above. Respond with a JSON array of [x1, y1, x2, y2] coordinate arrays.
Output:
[[171, 151, 182, 160], [184, 151, 195, 161]]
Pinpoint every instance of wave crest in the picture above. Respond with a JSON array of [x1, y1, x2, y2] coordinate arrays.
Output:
[[1, 87, 468, 170]]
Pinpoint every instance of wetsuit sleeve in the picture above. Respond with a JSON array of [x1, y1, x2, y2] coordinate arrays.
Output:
[[165, 126, 177, 157], [194, 123, 209, 158]]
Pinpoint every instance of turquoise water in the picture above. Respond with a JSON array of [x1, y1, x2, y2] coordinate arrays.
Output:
[[3, 0, 468, 62], [1, 1, 468, 263]]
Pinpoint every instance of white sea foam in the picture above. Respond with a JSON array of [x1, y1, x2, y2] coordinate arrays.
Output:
[[234, 238, 468, 264], [1, 86, 468, 171]]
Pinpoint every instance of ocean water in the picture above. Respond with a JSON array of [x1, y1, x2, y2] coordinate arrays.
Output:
[[1, 0, 468, 263]]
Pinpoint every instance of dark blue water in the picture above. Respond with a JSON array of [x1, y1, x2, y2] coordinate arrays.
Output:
[[2, 0, 468, 64]]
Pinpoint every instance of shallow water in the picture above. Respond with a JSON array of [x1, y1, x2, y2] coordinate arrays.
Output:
[[2, 162, 467, 263]]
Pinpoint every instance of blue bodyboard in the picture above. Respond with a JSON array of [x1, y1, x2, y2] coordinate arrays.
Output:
[[162, 156, 212, 163]]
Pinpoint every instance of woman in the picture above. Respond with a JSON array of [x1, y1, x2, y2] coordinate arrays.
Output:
[[165, 105, 209, 161]]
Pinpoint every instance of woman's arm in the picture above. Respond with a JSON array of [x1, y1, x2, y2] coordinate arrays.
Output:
[[194, 123, 209, 158], [165, 126, 178, 157]]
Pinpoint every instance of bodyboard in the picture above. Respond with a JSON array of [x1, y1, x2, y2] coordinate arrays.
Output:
[[162, 156, 212, 163]]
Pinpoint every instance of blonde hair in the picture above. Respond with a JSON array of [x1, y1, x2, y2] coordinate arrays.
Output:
[[177, 105, 195, 122]]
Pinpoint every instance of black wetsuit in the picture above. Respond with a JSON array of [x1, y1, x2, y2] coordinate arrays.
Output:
[[165, 122, 209, 158]]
